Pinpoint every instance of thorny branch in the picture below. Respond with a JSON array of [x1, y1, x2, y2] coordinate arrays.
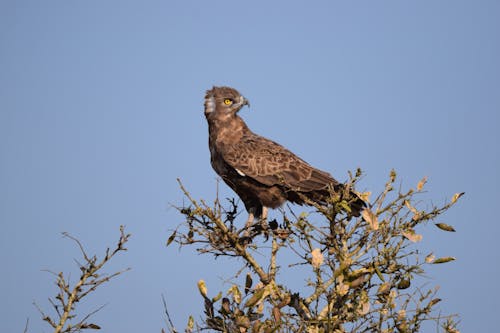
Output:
[[175, 178, 270, 284], [35, 226, 131, 333], [169, 170, 462, 333]]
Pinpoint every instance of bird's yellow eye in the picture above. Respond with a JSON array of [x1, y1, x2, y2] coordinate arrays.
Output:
[[224, 99, 233, 105]]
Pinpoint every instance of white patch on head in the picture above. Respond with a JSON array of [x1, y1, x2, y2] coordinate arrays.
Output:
[[235, 168, 246, 177], [205, 95, 216, 113]]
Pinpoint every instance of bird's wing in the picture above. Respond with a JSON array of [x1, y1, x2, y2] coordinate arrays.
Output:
[[220, 134, 338, 191]]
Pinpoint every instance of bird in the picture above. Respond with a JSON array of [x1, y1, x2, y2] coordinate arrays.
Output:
[[204, 86, 365, 231]]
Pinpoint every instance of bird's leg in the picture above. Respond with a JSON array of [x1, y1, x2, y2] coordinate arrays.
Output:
[[260, 206, 269, 231], [262, 206, 268, 221], [242, 207, 268, 237], [243, 211, 255, 237]]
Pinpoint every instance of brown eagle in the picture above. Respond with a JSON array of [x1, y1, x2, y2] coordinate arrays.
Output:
[[204, 86, 365, 228]]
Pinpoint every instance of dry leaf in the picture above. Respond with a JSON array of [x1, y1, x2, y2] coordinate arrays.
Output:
[[390, 169, 397, 182], [358, 191, 372, 203], [228, 285, 242, 304], [417, 176, 428, 191], [311, 248, 324, 268], [235, 316, 250, 330], [272, 306, 281, 322], [336, 281, 349, 296], [425, 253, 435, 263], [377, 282, 391, 295], [308, 326, 319, 333], [359, 300, 370, 315], [221, 298, 231, 314], [397, 309, 406, 320], [361, 208, 379, 230], [451, 192, 465, 204], [404, 200, 418, 214], [257, 301, 264, 314], [187, 316, 194, 331], [357, 291, 370, 315], [197, 280, 208, 298], [397, 279, 410, 289], [335, 275, 349, 296], [402, 229, 423, 242]]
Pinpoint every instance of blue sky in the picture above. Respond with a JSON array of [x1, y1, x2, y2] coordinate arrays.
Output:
[[1, 1, 499, 331]]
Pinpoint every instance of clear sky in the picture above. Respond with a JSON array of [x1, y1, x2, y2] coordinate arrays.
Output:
[[1, 1, 499, 332]]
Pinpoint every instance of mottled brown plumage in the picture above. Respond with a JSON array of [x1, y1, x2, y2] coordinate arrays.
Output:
[[204, 86, 365, 226]]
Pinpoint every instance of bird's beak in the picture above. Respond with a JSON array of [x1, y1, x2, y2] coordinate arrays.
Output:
[[241, 96, 250, 108]]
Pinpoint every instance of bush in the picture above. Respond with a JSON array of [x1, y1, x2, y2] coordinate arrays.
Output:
[[169, 170, 462, 333]]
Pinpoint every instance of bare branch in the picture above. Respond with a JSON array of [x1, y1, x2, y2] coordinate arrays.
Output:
[[36, 226, 131, 333], [161, 294, 179, 333], [169, 171, 462, 332]]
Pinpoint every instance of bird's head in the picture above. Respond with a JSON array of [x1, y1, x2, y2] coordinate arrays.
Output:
[[204, 86, 250, 117]]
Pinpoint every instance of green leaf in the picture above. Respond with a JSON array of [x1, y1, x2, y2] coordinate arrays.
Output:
[[432, 257, 456, 264], [197, 280, 208, 298], [339, 200, 352, 213], [428, 298, 442, 307], [166, 230, 176, 246], [212, 291, 223, 303], [244, 284, 271, 308], [187, 315, 194, 330], [374, 263, 385, 282], [228, 285, 242, 304], [245, 273, 253, 295], [435, 223, 456, 232], [389, 169, 397, 182], [397, 279, 411, 290]]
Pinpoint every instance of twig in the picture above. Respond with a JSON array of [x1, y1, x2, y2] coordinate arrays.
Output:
[[36, 226, 131, 333], [23, 318, 29, 333], [161, 294, 179, 333]]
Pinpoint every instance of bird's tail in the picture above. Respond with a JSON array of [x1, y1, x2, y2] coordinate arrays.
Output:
[[334, 184, 366, 217], [349, 192, 366, 217]]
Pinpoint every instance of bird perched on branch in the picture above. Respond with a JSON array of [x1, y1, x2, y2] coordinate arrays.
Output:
[[204, 86, 365, 231]]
